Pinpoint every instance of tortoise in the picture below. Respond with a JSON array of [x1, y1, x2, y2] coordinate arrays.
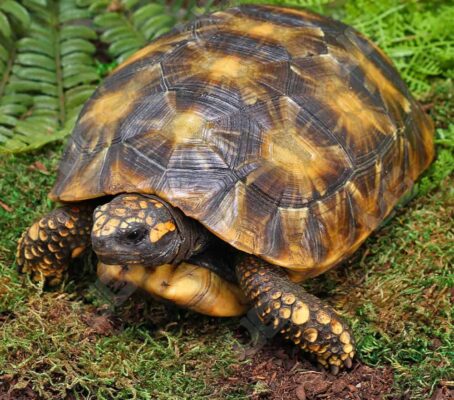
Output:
[[16, 4, 434, 373]]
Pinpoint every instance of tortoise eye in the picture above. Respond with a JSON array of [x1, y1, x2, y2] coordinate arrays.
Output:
[[125, 228, 146, 243]]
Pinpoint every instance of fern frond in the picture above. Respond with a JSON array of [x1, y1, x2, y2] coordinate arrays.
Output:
[[0, 0, 99, 153], [85, 0, 196, 63], [0, 0, 30, 38], [342, 0, 454, 97], [228, 0, 332, 13]]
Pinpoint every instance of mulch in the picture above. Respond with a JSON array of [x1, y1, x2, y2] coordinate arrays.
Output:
[[215, 337, 453, 400]]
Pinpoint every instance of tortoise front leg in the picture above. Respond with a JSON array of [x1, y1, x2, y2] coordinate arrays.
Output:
[[16, 204, 94, 285], [236, 256, 355, 374]]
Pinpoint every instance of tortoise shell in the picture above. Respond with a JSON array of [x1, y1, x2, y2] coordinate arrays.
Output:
[[50, 5, 434, 279]]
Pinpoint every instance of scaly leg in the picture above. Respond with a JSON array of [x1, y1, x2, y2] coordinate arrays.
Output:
[[17, 204, 94, 285], [236, 256, 355, 374]]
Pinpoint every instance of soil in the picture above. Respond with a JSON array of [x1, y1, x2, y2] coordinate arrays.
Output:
[[216, 336, 454, 400], [1, 299, 452, 399]]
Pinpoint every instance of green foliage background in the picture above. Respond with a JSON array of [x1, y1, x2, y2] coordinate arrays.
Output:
[[0, 1, 453, 399]]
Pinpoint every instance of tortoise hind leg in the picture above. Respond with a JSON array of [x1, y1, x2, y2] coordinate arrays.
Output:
[[17, 204, 94, 285], [236, 256, 355, 374]]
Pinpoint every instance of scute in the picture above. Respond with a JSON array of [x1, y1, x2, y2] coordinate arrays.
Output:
[[50, 5, 434, 278]]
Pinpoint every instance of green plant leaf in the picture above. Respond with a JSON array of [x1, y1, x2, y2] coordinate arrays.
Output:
[[0, 11, 12, 37], [0, 1, 31, 28], [0, 0, 99, 153]]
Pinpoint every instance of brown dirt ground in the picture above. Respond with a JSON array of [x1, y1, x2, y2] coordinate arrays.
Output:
[[215, 336, 454, 400]]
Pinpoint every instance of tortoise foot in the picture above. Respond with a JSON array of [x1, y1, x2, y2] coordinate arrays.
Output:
[[236, 256, 355, 372], [16, 204, 94, 285]]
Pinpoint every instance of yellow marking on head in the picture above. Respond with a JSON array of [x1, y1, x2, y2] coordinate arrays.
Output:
[[28, 223, 40, 241], [291, 301, 309, 325], [137, 211, 146, 219], [139, 201, 148, 209], [149, 221, 176, 243], [316, 310, 331, 325], [93, 214, 107, 230], [151, 200, 163, 208], [99, 218, 121, 236], [71, 246, 85, 258], [303, 328, 318, 343], [279, 308, 291, 319], [331, 320, 343, 335], [125, 217, 142, 224], [114, 208, 126, 217], [145, 216, 153, 226]]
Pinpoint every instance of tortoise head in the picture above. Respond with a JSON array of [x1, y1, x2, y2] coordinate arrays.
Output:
[[91, 194, 185, 266]]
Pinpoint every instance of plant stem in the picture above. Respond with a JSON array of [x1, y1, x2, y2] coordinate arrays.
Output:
[[52, 0, 66, 127]]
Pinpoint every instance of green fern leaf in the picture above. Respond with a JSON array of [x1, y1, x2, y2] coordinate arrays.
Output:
[[0, 0, 99, 153], [0, 1, 31, 28], [0, 11, 13, 37], [88, 0, 196, 63]]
